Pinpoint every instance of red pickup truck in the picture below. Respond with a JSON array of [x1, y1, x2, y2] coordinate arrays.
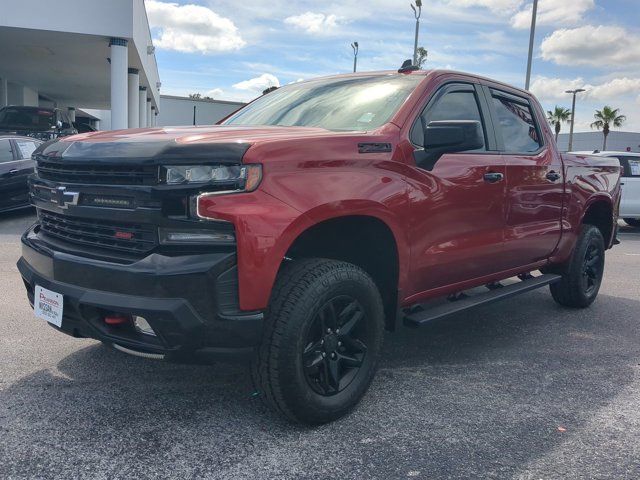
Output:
[[18, 68, 621, 424]]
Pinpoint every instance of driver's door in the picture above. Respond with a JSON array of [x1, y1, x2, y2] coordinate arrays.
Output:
[[405, 83, 507, 296]]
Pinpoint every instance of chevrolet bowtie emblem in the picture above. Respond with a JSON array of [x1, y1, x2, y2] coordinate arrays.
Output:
[[51, 186, 79, 209]]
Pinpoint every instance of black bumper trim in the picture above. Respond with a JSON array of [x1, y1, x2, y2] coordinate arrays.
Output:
[[18, 226, 264, 362]]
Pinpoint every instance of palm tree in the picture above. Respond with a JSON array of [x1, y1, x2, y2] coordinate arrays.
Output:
[[591, 106, 626, 150], [547, 106, 572, 142]]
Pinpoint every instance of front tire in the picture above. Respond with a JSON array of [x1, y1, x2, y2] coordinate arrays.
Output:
[[550, 224, 605, 308], [252, 258, 385, 425]]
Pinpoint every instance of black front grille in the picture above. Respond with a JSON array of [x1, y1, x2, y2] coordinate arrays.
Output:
[[36, 159, 158, 185], [39, 211, 157, 254]]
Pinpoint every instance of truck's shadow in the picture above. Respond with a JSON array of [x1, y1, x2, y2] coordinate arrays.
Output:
[[2, 291, 639, 478]]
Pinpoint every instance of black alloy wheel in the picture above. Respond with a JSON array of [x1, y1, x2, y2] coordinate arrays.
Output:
[[302, 295, 369, 396], [581, 241, 603, 297]]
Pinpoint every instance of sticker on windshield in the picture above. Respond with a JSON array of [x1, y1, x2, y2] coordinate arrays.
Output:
[[357, 112, 376, 123]]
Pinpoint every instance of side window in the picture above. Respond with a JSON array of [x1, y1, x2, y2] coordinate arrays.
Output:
[[15, 140, 39, 159], [412, 86, 487, 150], [0, 139, 14, 163], [491, 93, 542, 153]]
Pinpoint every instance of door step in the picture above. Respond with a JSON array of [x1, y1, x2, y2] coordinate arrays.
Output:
[[403, 274, 562, 328]]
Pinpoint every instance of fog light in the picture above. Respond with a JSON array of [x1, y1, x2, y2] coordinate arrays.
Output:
[[133, 316, 156, 336]]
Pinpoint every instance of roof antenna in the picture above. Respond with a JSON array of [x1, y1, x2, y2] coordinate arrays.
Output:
[[398, 59, 419, 73]]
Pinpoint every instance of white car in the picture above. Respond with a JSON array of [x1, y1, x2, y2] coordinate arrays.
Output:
[[572, 151, 640, 228]]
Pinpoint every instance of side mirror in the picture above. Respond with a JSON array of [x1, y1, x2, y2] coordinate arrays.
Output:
[[414, 120, 484, 170]]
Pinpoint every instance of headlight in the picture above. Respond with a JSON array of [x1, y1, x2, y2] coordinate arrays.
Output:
[[163, 164, 262, 192]]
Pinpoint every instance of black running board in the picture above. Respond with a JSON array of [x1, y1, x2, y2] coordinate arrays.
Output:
[[403, 274, 562, 328]]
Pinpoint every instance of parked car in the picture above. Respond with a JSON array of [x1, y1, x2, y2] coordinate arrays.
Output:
[[572, 151, 640, 228], [0, 106, 77, 141], [0, 135, 42, 213], [17, 68, 621, 424]]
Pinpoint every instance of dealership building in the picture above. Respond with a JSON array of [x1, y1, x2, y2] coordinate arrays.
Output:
[[0, 0, 161, 130], [557, 131, 640, 153]]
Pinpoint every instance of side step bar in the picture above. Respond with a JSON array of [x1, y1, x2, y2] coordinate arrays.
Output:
[[404, 274, 562, 328]]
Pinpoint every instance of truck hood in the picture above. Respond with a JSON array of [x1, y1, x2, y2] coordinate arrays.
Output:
[[36, 125, 357, 165]]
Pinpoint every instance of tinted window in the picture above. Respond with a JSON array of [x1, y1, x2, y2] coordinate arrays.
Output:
[[413, 89, 486, 148], [223, 75, 423, 131], [492, 95, 541, 152], [0, 139, 14, 163], [617, 156, 640, 177], [0, 108, 55, 130], [15, 139, 39, 159]]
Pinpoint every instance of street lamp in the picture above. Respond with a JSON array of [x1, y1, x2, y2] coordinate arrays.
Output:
[[566, 88, 586, 151], [410, 0, 422, 66], [351, 41, 359, 73], [524, 0, 538, 90]]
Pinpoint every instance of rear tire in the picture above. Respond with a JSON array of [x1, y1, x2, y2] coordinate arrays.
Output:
[[550, 224, 605, 308], [624, 218, 640, 228], [252, 258, 385, 425]]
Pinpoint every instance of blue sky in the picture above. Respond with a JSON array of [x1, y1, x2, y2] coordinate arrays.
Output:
[[147, 0, 640, 132]]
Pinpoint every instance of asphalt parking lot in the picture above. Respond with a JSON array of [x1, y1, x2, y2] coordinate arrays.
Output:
[[0, 209, 639, 479]]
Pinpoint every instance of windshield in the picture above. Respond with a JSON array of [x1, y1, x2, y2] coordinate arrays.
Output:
[[0, 108, 55, 131], [223, 75, 423, 131]]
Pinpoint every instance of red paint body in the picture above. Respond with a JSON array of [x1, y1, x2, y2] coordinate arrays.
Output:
[[91, 70, 622, 312]]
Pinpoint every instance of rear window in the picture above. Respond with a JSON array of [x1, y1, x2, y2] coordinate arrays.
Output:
[[616, 156, 640, 177], [491, 91, 542, 153]]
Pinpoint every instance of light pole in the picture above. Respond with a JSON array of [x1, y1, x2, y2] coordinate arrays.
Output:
[[351, 41, 359, 73], [524, 0, 538, 90], [566, 88, 585, 151], [410, 0, 422, 66]]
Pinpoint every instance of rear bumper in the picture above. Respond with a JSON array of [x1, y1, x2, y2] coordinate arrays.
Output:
[[18, 224, 264, 362]]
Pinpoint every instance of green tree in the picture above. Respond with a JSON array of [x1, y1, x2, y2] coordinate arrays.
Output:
[[546, 106, 572, 142], [188, 93, 214, 100], [416, 47, 428, 68], [591, 106, 626, 150]]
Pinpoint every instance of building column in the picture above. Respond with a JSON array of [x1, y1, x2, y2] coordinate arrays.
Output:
[[146, 98, 152, 127], [109, 38, 128, 130], [0, 78, 7, 107], [139, 86, 147, 128], [67, 107, 76, 122], [127, 68, 140, 128], [151, 106, 156, 127]]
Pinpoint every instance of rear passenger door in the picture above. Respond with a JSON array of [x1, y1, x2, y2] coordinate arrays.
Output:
[[486, 88, 564, 269]]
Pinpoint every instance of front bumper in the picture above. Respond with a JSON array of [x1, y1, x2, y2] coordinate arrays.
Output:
[[18, 224, 264, 362]]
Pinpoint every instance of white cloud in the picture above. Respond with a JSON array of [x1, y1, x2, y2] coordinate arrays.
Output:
[[443, 0, 521, 13], [530, 76, 586, 102], [205, 88, 224, 98], [530, 76, 640, 103], [511, 0, 594, 29], [540, 25, 640, 67], [146, 0, 245, 54], [284, 12, 341, 34], [444, 0, 593, 28], [232, 74, 280, 92]]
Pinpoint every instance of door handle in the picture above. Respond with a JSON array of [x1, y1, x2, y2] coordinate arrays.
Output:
[[483, 172, 504, 183], [9, 169, 19, 175], [546, 171, 561, 181]]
